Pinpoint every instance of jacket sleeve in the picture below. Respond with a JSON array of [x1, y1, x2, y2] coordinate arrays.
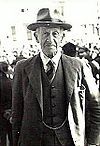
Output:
[[82, 61, 100, 145], [12, 61, 24, 146]]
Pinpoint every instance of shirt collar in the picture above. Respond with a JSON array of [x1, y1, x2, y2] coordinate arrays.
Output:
[[40, 50, 61, 71]]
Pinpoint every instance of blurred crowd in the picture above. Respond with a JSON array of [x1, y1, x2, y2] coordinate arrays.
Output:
[[62, 43, 100, 88], [0, 42, 99, 86]]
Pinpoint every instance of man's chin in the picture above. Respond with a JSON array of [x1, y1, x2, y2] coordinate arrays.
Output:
[[46, 51, 57, 58]]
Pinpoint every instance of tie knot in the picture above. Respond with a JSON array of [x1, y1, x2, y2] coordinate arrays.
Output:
[[48, 60, 54, 68], [46, 60, 54, 71], [46, 60, 54, 80]]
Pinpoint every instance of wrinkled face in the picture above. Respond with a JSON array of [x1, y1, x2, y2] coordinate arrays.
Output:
[[35, 26, 64, 58]]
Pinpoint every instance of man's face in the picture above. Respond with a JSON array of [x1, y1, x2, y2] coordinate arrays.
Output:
[[36, 26, 63, 58], [78, 48, 87, 58]]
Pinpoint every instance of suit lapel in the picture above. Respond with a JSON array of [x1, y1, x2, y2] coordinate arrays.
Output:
[[62, 55, 84, 146], [24, 54, 78, 112], [62, 54, 77, 100], [25, 54, 43, 111]]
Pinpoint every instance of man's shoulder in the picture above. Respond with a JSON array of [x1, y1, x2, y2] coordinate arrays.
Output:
[[62, 54, 83, 68], [15, 55, 38, 68]]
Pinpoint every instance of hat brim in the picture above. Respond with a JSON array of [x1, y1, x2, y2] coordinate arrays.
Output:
[[27, 21, 72, 31]]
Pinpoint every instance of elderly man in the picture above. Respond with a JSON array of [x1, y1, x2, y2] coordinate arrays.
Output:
[[12, 8, 100, 146]]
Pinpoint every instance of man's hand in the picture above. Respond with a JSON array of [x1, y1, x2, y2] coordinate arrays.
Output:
[[3, 109, 12, 120]]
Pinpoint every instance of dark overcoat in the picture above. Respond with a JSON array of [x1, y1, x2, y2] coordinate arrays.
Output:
[[0, 71, 12, 136], [12, 54, 100, 146]]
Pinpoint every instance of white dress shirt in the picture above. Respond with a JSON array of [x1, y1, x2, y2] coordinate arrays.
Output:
[[40, 50, 61, 74]]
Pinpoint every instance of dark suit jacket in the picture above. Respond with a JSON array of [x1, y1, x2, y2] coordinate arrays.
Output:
[[0, 71, 12, 132], [12, 54, 100, 146]]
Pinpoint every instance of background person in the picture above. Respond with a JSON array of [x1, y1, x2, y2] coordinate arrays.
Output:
[[0, 61, 12, 146], [62, 42, 77, 57]]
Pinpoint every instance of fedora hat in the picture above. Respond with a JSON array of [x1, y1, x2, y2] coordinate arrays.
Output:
[[27, 8, 72, 31]]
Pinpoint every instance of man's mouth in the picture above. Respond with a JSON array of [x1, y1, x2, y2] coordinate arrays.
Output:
[[44, 43, 56, 47]]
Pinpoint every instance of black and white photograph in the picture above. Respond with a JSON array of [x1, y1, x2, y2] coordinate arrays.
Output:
[[0, 0, 100, 146]]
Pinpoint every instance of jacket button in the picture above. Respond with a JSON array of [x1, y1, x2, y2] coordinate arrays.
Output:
[[52, 103, 56, 107], [51, 85, 55, 88]]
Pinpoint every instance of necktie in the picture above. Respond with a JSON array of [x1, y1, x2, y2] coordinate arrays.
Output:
[[46, 60, 54, 80]]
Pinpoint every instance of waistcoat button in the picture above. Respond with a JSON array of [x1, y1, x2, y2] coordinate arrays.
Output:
[[52, 103, 56, 107], [51, 85, 55, 88]]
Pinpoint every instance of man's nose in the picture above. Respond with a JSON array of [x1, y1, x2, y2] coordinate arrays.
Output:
[[47, 32, 54, 42]]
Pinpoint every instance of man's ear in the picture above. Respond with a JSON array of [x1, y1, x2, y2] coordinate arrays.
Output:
[[34, 32, 39, 43]]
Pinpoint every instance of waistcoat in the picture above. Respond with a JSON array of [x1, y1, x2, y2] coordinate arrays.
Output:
[[42, 59, 66, 128], [41, 59, 74, 145]]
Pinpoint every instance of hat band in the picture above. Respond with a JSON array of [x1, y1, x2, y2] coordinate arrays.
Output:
[[37, 18, 63, 23]]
